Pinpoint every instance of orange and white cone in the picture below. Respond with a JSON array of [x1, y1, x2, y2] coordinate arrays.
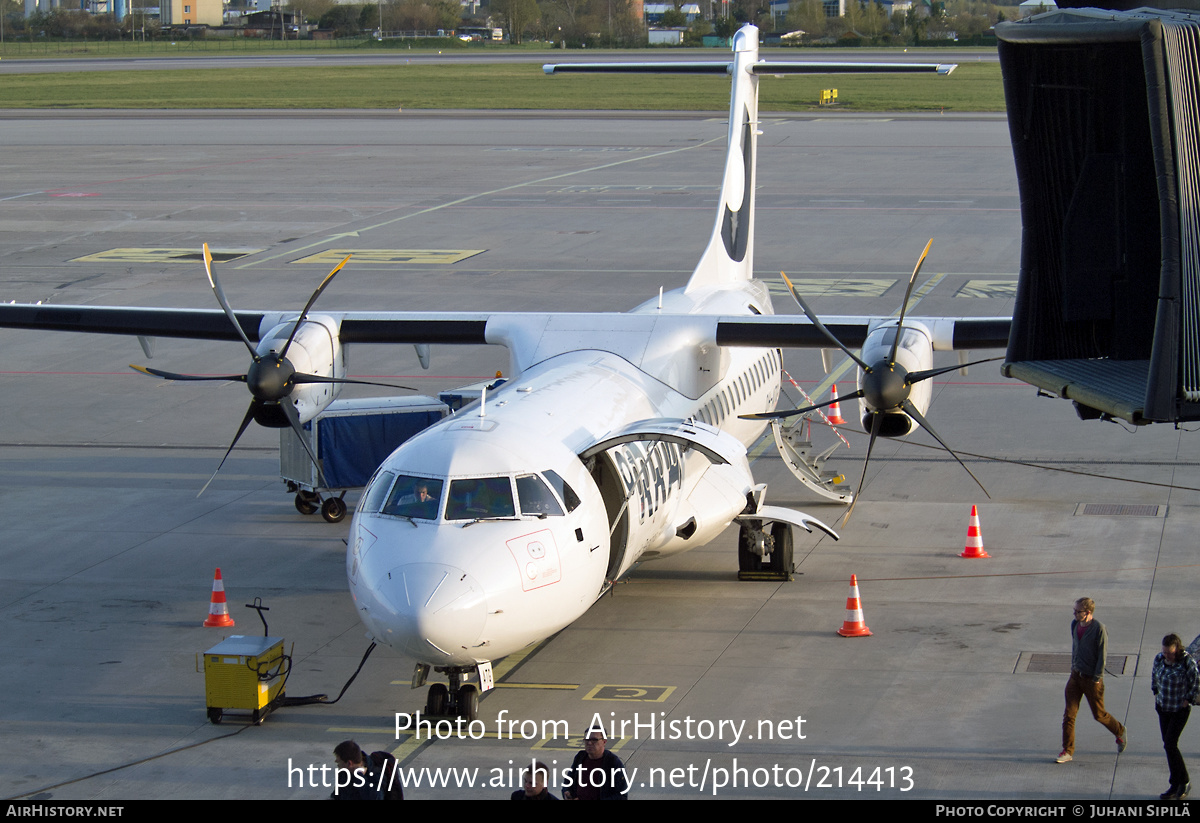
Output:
[[960, 505, 990, 558], [837, 574, 872, 637], [826, 384, 847, 425], [203, 568, 235, 628]]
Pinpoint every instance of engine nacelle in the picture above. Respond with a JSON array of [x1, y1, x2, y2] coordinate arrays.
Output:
[[254, 314, 344, 426], [856, 320, 934, 437]]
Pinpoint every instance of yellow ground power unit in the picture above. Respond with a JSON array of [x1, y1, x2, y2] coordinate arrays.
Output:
[[203, 635, 287, 724]]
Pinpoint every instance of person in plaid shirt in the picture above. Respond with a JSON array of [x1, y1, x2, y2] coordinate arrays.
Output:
[[1152, 633, 1199, 800]]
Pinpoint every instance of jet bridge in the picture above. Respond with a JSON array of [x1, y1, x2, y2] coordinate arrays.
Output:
[[997, 7, 1200, 424]]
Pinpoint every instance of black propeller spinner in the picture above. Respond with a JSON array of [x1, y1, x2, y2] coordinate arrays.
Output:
[[740, 240, 999, 523], [131, 243, 415, 495]]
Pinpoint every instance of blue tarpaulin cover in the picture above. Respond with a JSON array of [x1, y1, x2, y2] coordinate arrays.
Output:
[[316, 410, 443, 489]]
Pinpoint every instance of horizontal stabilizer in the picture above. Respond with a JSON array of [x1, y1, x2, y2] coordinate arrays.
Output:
[[749, 61, 956, 75], [544, 61, 955, 76], [544, 62, 730, 74]]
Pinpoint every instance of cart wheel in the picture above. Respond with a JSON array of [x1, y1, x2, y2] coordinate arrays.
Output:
[[295, 493, 318, 515], [207, 707, 223, 724], [321, 497, 347, 524]]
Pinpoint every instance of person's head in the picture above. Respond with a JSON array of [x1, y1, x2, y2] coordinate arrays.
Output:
[[1163, 633, 1185, 663], [1074, 598, 1095, 622], [334, 740, 365, 770], [522, 761, 550, 796], [583, 729, 606, 758], [415, 484, 432, 501]]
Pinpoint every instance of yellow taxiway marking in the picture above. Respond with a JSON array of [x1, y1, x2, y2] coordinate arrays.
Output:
[[956, 279, 1017, 298], [292, 249, 485, 266], [495, 682, 578, 690], [582, 684, 676, 703], [766, 278, 894, 298], [70, 247, 261, 264], [390, 680, 577, 691]]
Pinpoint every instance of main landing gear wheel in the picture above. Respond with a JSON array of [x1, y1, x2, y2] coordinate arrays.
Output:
[[321, 497, 347, 523], [768, 523, 793, 575], [294, 491, 319, 515], [738, 521, 793, 581], [738, 521, 764, 573], [426, 683, 448, 715]]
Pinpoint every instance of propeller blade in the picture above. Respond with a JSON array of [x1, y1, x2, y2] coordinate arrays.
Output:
[[901, 399, 990, 498], [779, 272, 873, 373], [905, 356, 1003, 386], [281, 399, 328, 491], [198, 402, 257, 497], [130, 364, 246, 383], [203, 243, 259, 359], [842, 411, 883, 525], [280, 254, 352, 360], [888, 238, 933, 364], [740, 389, 864, 421], [291, 373, 416, 392]]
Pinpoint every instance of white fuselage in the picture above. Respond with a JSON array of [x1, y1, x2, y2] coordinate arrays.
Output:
[[347, 281, 783, 666]]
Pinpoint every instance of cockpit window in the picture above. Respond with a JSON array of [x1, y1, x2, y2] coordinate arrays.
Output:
[[358, 470, 395, 514], [381, 475, 444, 520], [543, 469, 581, 512], [517, 474, 565, 517], [445, 477, 515, 520]]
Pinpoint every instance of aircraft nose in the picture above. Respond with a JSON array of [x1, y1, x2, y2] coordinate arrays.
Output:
[[375, 563, 488, 661]]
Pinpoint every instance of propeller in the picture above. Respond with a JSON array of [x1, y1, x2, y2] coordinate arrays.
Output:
[[132, 244, 416, 495], [746, 240, 1000, 522]]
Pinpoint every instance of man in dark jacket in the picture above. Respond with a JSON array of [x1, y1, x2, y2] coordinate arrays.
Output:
[[563, 731, 629, 799], [1057, 598, 1128, 763], [331, 740, 384, 799]]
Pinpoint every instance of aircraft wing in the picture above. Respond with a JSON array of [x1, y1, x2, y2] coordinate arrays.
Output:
[[714, 315, 1011, 351], [0, 304, 1009, 352], [0, 304, 493, 345]]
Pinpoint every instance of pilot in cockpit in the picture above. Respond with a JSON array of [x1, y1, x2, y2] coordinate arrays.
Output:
[[389, 479, 440, 519]]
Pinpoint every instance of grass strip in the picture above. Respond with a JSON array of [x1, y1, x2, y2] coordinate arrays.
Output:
[[0, 61, 1003, 111]]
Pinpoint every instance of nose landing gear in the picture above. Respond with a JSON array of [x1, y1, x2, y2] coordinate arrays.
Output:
[[414, 664, 482, 722]]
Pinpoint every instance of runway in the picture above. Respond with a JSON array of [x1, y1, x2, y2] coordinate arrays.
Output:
[[1, 108, 1196, 801]]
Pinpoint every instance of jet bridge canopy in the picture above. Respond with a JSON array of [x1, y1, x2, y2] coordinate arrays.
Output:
[[996, 7, 1200, 423]]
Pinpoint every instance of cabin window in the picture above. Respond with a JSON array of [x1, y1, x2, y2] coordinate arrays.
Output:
[[517, 474, 565, 516]]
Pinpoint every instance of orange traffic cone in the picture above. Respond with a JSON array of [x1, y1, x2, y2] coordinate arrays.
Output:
[[826, 384, 847, 425], [203, 568, 235, 628], [960, 505, 990, 558], [837, 574, 872, 637]]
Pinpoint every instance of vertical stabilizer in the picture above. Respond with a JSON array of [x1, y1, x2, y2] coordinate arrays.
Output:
[[685, 25, 761, 293]]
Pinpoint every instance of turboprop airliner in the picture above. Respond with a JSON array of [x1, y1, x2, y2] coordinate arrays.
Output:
[[0, 25, 1010, 720]]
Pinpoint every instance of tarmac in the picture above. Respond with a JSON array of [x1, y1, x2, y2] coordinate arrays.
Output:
[[1, 107, 1197, 801]]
